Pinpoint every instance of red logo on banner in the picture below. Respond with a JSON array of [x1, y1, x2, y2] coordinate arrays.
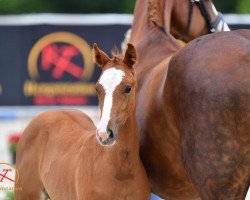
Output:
[[41, 44, 84, 79], [25, 32, 96, 105]]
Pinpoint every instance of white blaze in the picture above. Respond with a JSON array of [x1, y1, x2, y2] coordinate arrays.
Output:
[[97, 67, 125, 133]]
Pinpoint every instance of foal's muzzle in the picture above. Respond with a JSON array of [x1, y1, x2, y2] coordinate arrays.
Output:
[[96, 128, 116, 146]]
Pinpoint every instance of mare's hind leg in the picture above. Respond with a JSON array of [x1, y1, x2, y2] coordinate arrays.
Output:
[[178, 91, 250, 199], [182, 148, 250, 200]]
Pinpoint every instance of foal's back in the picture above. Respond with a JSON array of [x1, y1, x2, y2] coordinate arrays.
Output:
[[15, 110, 96, 200], [17, 109, 96, 155]]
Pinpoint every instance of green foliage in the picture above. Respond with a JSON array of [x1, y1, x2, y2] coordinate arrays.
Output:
[[0, 0, 249, 15], [0, 0, 136, 14], [0, 0, 52, 14], [208, 0, 250, 14], [9, 143, 17, 153], [236, 0, 250, 14], [213, 0, 238, 13], [5, 191, 14, 200]]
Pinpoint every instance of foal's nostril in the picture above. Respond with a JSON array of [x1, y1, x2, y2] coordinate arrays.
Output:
[[107, 128, 114, 139]]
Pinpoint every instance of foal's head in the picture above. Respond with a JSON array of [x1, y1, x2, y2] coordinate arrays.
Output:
[[93, 43, 137, 146]]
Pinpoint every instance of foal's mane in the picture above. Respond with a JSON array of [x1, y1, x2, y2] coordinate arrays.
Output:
[[148, 0, 165, 28], [111, 48, 124, 65]]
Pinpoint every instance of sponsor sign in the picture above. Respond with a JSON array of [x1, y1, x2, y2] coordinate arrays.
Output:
[[0, 14, 249, 105], [0, 16, 130, 105]]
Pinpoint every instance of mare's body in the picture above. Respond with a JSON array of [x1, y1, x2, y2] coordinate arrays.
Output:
[[168, 30, 250, 199], [130, 0, 250, 199]]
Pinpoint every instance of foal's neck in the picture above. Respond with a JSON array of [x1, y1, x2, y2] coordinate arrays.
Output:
[[117, 111, 139, 150], [114, 111, 139, 156]]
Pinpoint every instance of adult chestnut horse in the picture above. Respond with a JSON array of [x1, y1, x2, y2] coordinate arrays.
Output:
[[168, 30, 250, 200], [129, 0, 229, 45], [122, 0, 230, 51], [129, 0, 249, 199], [15, 44, 150, 200]]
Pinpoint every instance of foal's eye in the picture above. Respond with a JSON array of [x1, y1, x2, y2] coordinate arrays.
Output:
[[124, 86, 132, 94]]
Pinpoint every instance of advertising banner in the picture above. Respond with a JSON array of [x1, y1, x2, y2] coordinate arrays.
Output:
[[0, 14, 131, 105], [0, 14, 249, 106]]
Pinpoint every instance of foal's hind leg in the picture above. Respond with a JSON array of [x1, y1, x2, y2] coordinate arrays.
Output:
[[14, 162, 44, 200], [14, 122, 48, 200]]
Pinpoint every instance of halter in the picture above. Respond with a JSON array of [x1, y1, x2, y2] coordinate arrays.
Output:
[[179, 0, 228, 40]]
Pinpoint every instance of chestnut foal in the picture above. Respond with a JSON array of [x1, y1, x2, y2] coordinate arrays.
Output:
[[14, 43, 150, 200]]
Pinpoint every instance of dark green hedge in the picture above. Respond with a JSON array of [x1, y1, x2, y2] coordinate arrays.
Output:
[[0, 0, 249, 15]]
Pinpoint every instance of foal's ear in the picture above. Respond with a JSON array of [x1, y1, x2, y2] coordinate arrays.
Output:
[[93, 43, 111, 67], [123, 43, 137, 68]]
